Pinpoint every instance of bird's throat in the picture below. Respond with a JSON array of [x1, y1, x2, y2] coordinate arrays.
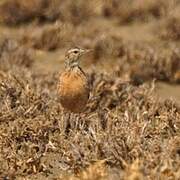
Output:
[[65, 61, 79, 70]]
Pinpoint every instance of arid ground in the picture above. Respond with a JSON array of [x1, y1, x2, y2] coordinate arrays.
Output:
[[0, 0, 180, 179]]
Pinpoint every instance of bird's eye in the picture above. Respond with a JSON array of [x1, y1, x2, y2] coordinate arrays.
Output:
[[74, 50, 78, 54]]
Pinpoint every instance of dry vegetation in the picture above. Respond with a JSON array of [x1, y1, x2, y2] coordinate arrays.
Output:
[[160, 15, 180, 41], [102, 0, 172, 24], [0, 0, 180, 179]]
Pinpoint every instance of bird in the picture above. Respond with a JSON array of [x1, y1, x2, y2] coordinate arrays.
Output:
[[58, 47, 91, 113]]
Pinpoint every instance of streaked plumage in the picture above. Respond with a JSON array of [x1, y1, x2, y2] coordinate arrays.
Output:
[[58, 47, 90, 113]]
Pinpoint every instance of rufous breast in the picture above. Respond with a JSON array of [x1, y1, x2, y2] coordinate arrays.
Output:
[[58, 67, 89, 113]]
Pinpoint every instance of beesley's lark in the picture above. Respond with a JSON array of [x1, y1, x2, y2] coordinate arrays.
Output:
[[58, 47, 91, 113]]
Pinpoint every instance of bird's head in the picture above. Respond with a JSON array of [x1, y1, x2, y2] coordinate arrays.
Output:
[[65, 47, 91, 68]]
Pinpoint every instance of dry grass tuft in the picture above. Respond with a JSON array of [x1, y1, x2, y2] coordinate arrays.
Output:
[[160, 16, 180, 41], [57, 0, 95, 26], [91, 36, 180, 84], [0, 37, 34, 71], [20, 22, 75, 51], [124, 159, 144, 180], [78, 161, 107, 180], [102, 0, 173, 24], [0, 0, 95, 26], [0, 0, 48, 25], [58, 161, 107, 180], [127, 46, 180, 84]]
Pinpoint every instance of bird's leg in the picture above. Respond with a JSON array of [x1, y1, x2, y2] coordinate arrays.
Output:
[[77, 112, 89, 132], [73, 113, 79, 131], [65, 113, 89, 132], [64, 112, 71, 135], [68, 113, 82, 131], [60, 110, 71, 135]]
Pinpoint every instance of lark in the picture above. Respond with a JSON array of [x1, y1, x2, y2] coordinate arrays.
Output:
[[58, 47, 91, 113]]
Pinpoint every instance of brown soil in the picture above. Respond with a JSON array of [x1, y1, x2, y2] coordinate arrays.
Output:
[[0, 0, 180, 179]]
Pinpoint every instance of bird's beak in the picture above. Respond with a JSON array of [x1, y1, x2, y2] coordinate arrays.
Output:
[[85, 49, 93, 53], [80, 49, 93, 55]]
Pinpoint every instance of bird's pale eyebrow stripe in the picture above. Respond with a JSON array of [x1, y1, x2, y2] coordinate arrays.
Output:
[[69, 48, 80, 53]]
